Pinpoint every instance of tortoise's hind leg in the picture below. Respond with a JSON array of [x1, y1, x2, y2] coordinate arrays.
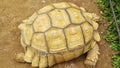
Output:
[[84, 43, 100, 68]]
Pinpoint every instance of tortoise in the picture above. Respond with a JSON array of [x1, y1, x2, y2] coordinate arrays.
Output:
[[16, 2, 100, 68]]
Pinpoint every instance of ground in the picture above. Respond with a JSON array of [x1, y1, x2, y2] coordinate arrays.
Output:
[[0, 0, 112, 68]]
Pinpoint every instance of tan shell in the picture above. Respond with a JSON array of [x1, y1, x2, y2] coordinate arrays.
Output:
[[18, 2, 100, 67]]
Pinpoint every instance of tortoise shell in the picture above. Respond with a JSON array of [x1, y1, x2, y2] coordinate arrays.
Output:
[[18, 2, 100, 67]]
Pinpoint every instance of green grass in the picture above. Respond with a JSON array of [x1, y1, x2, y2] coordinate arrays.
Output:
[[98, 0, 120, 68], [112, 55, 120, 68]]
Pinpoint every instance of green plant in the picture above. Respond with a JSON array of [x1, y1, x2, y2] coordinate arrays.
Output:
[[110, 43, 120, 51], [98, 0, 120, 68], [98, 0, 120, 50], [105, 24, 118, 42], [112, 55, 120, 68]]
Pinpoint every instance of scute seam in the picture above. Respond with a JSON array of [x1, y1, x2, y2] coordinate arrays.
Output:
[[79, 25, 86, 44], [63, 29, 69, 51], [44, 33, 49, 53], [80, 22, 94, 45], [64, 9, 72, 24], [47, 13, 52, 27]]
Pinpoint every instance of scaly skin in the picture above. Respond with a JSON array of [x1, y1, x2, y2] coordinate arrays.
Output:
[[84, 43, 100, 68]]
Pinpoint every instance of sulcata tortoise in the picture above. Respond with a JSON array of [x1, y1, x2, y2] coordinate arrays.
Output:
[[16, 2, 100, 68]]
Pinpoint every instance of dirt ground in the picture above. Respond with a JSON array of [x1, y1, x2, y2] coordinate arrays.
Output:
[[0, 0, 112, 68]]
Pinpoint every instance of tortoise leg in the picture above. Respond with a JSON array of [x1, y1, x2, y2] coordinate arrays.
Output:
[[39, 55, 48, 68], [84, 43, 100, 68], [15, 37, 26, 63], [31, 51, 39, 67], [24, 47, 35, 63], [15, 47, 35, 63], [15, 52, 25, 63]]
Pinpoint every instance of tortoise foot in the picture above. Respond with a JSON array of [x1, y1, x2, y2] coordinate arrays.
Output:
[[84, 43, 100, 68], [15, 52, 25, 63], [84, 59, 96, 68]]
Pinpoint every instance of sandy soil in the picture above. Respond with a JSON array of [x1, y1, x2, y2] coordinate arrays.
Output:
[[0, 0, 112, 68]]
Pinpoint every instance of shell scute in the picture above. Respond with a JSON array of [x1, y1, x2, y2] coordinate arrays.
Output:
[[33, 14, 51, 32], [31, 33, 48, 52], [45, 28, 67, 53], [53, 2, 70, 8], [66, 8, 85, 24], [64, 25, 84, 49], [21, 25, 33, 45], [49, 9, 70, 28], [38, 5, 54, 14], [22, 12, 38, 25], [81, 22, 93, 44]]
